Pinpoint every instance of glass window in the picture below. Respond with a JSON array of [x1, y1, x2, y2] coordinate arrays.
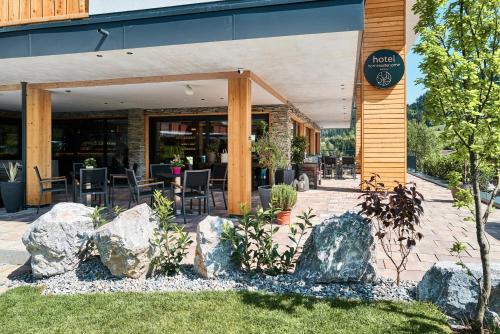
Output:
[[0, 119, 21, 160]]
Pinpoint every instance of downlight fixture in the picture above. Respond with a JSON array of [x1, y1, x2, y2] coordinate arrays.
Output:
[[184, 85, 194, 96]]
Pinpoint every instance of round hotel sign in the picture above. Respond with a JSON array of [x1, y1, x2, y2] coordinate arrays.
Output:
[[364, 49, 404, 89]]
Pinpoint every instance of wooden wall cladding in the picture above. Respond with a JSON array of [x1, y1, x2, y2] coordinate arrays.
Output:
[[0, 0, 88, 27], [361, 0, 407, 189]]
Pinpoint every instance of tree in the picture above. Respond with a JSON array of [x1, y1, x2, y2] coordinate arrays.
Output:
[[407, 120, 441, 170], [413, 0, 499, 332], [407, 93, 428, 122]]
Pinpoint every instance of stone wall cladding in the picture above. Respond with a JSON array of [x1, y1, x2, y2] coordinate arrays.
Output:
[[127, 109, 146, 179]]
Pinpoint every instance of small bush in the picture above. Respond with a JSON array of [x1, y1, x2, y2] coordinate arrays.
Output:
[[222, 204, 315, 275], [358, 174, 425, 285], [421, 154, 461, 180], [150, 191, 193, 276], [271, 184, 297, 211]]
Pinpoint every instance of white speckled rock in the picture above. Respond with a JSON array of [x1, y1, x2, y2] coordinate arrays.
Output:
[[294, 212, 377, 283], [417, 262, 500, 324], [22, 203, 95, 278], [194, 216, 235, 278], [94, 204, 158, 279]]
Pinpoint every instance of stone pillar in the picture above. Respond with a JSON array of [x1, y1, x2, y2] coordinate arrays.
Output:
[[269, 107, 293, 163], [127, 109, 146, 179]]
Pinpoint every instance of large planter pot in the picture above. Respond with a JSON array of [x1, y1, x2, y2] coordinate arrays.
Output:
[[276, 210, 292, 225], [258, 185, 272, 210], [0, 181, 23, 213], [172, 166, 182, 175], [207, 152, 217, 164], [275, 169, 295, 185]]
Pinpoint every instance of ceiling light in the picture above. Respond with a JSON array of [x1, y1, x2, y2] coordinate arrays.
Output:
[[220, 97, 224, 100], [96, 54, 103, 58], [120, 101, 124, 104], [65, 90, 71, 93], [184, 85, 194, 96], [201, 98, 206, 101], [104, 102, 108, 105], [126, 51, 133, 55]]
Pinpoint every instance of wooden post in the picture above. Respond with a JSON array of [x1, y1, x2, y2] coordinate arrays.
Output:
[[361, 0, 407, 189], [315, 132, 321, 155], [227, 77, 252, 215], [25, 86, 52, 206]]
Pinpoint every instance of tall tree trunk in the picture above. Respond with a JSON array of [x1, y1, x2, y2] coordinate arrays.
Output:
[[470, 151, 491, 334]]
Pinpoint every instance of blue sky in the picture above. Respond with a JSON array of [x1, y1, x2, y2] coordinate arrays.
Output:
[[406, 48, 425, 104]]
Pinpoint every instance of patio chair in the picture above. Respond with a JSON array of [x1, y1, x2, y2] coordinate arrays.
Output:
[[71, 162, 84, 202], [125, 169, 165, 208], [34, 166, 68, 214], [172, 169, 211, 224], [341, 156, 356, 179], [150, 163, 172, 183], [79, 167, 109, 206], [210, 164, 227, 209], [322, 156, 336, 179]]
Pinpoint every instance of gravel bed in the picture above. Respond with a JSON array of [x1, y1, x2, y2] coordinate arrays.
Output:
[[6, 258, 416, 301]]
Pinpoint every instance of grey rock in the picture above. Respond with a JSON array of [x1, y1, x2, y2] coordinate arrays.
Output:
[[417, 262, 500, 323], [295, 212, 377, 283], [194, 216, 235, 278], [22, 202, 95, 278], [94, 204, 158, 279]]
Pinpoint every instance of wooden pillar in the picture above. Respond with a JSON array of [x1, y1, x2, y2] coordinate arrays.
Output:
[[361, 0, 407, 189], [144, 115, 150, 179], [227, 77, 252, 215], [315, 132, 321, 155], [25, 86, 52, 206], [298, 122, 305, 137], [355, 63, 363, 174]]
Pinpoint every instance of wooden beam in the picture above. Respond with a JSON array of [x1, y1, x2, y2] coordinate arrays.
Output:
[[227, 77, 252, 215], [0, 84, 21, 91], [25, 86, 52, 206], [249, 72, 288, 105], [28, 71, 252, 90]]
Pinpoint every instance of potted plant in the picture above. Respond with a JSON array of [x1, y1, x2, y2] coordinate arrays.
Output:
[[171, 155, 184, 175], [206, 138, 220, 164], [271, 184, 297, 225], [84, 157, 97, 169], [291, 136, 307, 178], [447, 171, 463, 199], [0, 162, 23, 213], [252, 122, 290, 210]]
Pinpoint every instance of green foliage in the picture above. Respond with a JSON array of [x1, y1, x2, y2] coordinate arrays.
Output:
[[291, 136, 307, 166], [159, 146, 184, 162], [221, 204, 314, 275], [320, 129, 355, 156], [413, 0, 500, 329], [407, 120, 441, 169], [252, 121, 290, 184], [1, 161, 19, 182], [421, 153, 462, 180], [446, 171, 463, 189], [271, 184, 297, 211], [150, 191, 192, 276], [83, 157, 97, 168], [407, 93, 428, 122], [206, 138, 221, 153], [170, 154, 184, 168]]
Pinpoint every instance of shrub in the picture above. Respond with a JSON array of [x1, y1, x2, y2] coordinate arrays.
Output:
[[222, 204, 314, 275], [150, 191, 193, 276], [291, 136, 307, 167], [446, 171, 463, 189], [271, 184, 297, 211], [407, 120, 441, 169], [358, 174, 425, 285], [421, 153, 462, 180], [83, 157, 97, 168]]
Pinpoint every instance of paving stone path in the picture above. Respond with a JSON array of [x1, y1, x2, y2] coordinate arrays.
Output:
[[1, 174, 498, 287]]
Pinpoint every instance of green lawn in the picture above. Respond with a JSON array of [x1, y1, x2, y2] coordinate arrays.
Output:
[[0, 287, 451, 334]]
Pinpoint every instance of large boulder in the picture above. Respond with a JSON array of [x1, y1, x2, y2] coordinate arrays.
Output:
[[417, 262, 500, 323], [22, 202, 95, 278], [94, 204, 158, 279], [194, 216, 235, 278], [294, 212, 377, 283]]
